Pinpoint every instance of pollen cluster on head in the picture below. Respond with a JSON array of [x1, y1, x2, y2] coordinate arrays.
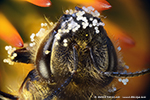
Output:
[[59, 6, 105, 36], [29, 22, 54, 48], [29, 27, 46, 47], [53, 6, 106, 48], [82, 6, 100, 17], [61, 17, 81, 33]]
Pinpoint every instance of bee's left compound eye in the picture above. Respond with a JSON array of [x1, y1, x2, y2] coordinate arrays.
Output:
[[36, 30, 56, 81]]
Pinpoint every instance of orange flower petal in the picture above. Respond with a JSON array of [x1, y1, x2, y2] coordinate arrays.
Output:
[[26, 0, 51, 7], [0, 13, 24, 47], [89, 0, 112, 11], [104, 20, 135, 49], [65, 0, 111, 11]]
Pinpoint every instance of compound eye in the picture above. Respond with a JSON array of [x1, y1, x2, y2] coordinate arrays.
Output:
[[36, 31, 55, 80]]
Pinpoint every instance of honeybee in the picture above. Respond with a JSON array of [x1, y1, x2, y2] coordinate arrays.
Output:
[[0, 6, 150, 100]]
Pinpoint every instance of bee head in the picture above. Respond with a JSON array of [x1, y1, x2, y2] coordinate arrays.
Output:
[[34, 7, 118, 86], [40, 6, 117, 81]]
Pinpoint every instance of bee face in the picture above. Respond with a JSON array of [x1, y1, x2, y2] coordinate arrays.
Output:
[[1, 6, 150, 100], [36, 6, 117, 85]]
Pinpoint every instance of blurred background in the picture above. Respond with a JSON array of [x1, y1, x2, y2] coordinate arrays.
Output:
[[0, 0, 150, 100]]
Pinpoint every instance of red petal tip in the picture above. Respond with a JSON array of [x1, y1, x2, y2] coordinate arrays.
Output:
[[93, 0, 112, 11], [102, 3, 112, 9], [15, 41, 24, 47], [26, 0, 51, 7], [0, 13, 24, 48]]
